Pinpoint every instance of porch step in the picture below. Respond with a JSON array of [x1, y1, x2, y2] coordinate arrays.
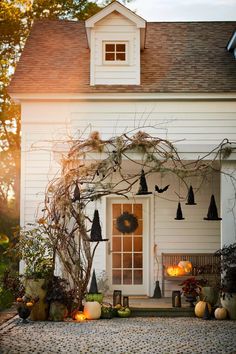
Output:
[[130, 307, 195, 317]]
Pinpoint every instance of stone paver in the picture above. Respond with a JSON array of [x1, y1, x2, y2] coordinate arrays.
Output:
[[0, 316, 236, 354]]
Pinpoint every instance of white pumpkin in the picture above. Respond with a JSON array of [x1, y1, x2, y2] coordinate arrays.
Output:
[[178, 261, 192, 274], [83, 301, 101, 320], [214, 307, 228, 320]]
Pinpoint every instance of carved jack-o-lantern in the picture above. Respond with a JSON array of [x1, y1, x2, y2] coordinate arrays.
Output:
[[178, 261, 192, 274], [166, 265, 186, 277], [74, 311, 86, 321]]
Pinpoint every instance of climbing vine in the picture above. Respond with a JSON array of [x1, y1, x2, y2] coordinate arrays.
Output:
[[38, 130, 235, 308]]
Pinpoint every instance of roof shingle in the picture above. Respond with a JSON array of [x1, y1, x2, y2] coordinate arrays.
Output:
[[8, 19, 236, 94]]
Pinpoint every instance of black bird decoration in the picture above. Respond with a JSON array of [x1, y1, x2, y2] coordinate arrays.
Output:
[[203, 303, 211, 320], [72, 183, 80, 202], [155, 184, 170, 193]]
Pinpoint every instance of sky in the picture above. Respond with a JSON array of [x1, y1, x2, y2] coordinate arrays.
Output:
[[125, 0, 236, 21]]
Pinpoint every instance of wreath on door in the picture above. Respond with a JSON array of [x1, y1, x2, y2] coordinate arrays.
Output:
[[116, 212, 138, 234]]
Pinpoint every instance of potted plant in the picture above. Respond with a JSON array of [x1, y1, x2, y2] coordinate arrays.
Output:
[[215, 243, 236, 319], [179, 277, 205, 307], [16, 224, 54, 320], [46, 276, 73, 321]]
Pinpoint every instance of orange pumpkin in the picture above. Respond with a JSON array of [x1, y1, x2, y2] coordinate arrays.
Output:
[[195, 300, 211, 318], [74, 311, 86, 321], [178, 261, 192, 274], [166, 265, 185, 276]]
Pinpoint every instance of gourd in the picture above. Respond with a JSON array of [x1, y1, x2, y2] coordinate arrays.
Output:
[[214, 307, 228, 320], [194, 300, 211, 318], [83, 301, 101, 320]]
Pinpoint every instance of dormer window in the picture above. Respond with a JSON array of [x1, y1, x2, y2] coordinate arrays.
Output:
[[104, 42, 128, 64]]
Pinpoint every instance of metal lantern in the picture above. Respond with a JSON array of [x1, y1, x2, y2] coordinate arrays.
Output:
[[172, 291, 181, 308], [113, 290, 122, 306]]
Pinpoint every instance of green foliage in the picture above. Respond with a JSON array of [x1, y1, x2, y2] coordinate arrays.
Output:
[[16, 224, 54, 279], [0, 287, 14, 310]]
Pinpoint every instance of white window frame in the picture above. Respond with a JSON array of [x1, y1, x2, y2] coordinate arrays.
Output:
[[103, 41, 128, 65]]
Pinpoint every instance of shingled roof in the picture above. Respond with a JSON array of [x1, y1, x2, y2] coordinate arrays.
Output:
[[8, 19, 236, 94]]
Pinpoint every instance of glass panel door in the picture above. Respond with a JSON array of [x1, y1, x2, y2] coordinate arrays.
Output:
[[107, 198, 149, 295]]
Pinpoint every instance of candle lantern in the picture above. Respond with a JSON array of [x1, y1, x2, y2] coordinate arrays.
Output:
[[172, 290, 181, 308], [123, 296, 129, 308], [113, 290, 122, 306]]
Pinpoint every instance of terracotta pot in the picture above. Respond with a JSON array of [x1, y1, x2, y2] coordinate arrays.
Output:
[[49, 301, 68, 321], [24, 278, 48, 321]]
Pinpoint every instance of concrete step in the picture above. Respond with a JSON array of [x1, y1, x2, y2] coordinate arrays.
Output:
[[130, 306, 195, 317]]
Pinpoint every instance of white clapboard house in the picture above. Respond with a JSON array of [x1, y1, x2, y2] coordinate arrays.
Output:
[[9, 1, 236, 296]]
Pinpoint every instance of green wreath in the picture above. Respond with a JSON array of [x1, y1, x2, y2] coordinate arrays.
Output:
[[116, 212, 138, 234]]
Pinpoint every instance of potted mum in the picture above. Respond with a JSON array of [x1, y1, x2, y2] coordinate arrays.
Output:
[[180, 277, 205, 307], [16, 224, 54, 320], [46, 276, 74, 321]]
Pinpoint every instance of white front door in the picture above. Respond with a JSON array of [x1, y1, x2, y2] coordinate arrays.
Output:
[[106, 198, 150, 295]]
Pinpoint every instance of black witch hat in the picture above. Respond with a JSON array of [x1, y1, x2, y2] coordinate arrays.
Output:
[[203, 303, 211, 320], [72, 183, 80, 203], [204, 194, 222, 220], [186, 185, 196, 205], [136, 169, 152, 195], [88, 270, 98, 294], [90, 209, 108, 242], [175, 202, 185, 220]]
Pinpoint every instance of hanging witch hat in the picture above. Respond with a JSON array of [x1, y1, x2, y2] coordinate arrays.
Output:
[[186, 185, 196, 205], [204, 194, 222, 220], [136, 169, 152, 195], [88, 270, 98, 294], [175, 202, 185, 220], [90, 209, 108, 242], [72, 183, 80, 203]]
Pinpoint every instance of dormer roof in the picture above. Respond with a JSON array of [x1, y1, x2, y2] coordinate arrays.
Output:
[[85, 1, 146, 50], [8, 21, 236, 95]]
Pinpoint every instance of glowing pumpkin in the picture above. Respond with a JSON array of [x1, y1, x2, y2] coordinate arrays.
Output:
[[83, 301, 101, 320], [74, 311, 86, 321], [166, 265, 185, 276], [214, 307, 228, 320], [195, 300, 211, 318], [178, 261, 192, 274]]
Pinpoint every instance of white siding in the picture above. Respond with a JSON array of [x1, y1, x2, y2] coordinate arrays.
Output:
[[70, 100, 236, 146], [91, 12, 140, 85], [21, 97, 234, 295]]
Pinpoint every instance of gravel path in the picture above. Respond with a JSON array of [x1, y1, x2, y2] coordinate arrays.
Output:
[[0, 316, 236, 354]]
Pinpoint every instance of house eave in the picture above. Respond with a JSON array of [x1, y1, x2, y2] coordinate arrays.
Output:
[[9, 92, 236, 103]]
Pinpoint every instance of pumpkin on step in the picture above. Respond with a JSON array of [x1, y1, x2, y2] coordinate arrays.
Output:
[[214, 307, 228, 320], [178, 261, 192, 274], [166, 265, 185, 276], [194, 300, 211, 318]]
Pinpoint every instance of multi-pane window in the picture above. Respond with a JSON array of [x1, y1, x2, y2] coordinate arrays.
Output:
[[104, 42, 127, 63]]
